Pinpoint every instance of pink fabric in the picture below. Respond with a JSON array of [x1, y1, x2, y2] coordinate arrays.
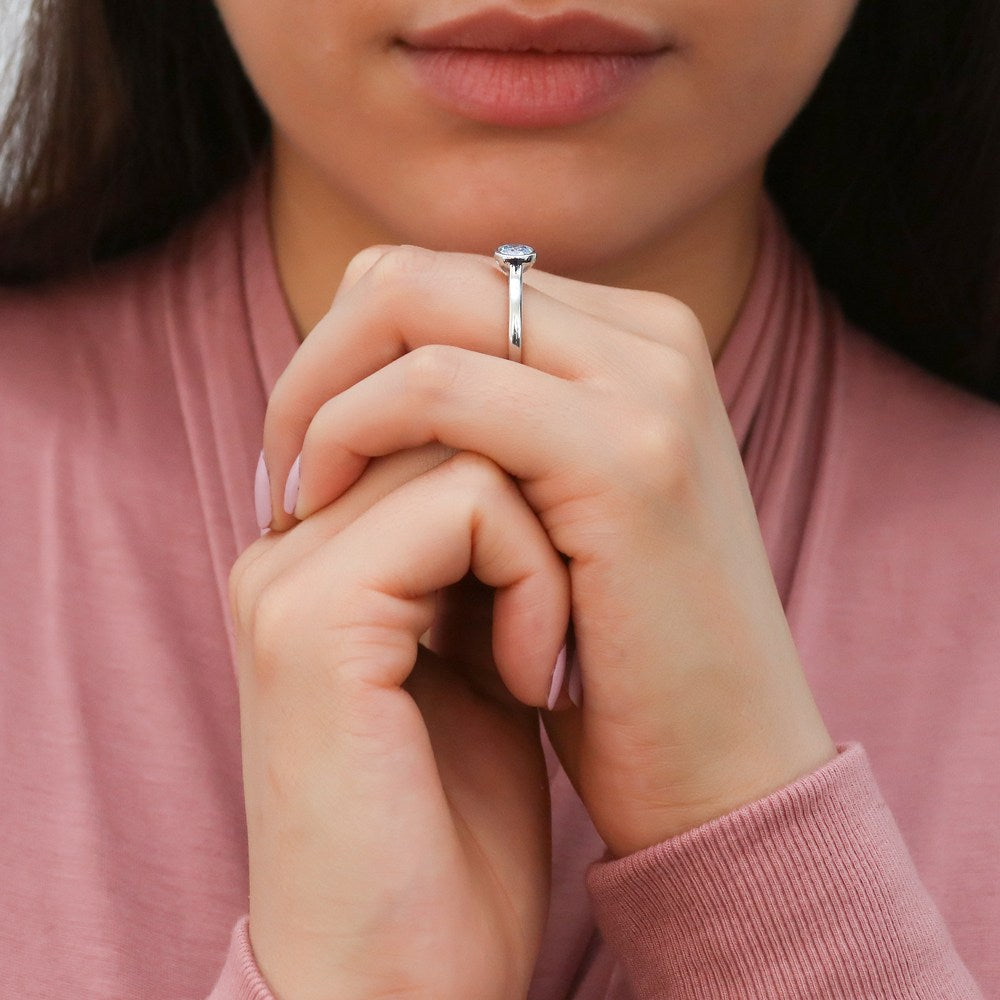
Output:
[[1, 169, 996, 998]]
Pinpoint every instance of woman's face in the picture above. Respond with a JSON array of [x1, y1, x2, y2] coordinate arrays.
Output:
[[215, 0, 858, 274]]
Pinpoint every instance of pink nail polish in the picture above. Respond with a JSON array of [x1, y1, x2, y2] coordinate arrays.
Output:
[[547, 644, 567, 710], [567, 651, 583, 708], [254, 451, 271, 531], [283, 454, 301, 516]]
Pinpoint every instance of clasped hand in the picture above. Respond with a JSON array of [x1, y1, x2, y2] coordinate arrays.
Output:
[[230, 245, 835, 1000]]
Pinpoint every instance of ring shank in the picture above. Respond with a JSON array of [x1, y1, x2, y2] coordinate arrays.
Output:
[[494, 244, 535, 364], [507, 262, 524, 363]]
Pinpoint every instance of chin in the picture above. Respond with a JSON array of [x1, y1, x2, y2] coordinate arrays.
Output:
[[369, 176, 672, 280], [418, 218, 637, 277]]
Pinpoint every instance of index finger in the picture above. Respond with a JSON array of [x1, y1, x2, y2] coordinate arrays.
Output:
[[260, 246, 706, 529], [336, 244, 691, 341]]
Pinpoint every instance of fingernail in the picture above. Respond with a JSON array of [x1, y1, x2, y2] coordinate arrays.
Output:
[[546, 644, 567, 711], [283, 454, 301, 516], [567, 651, 583, 708], [254, 451, 272, 531]]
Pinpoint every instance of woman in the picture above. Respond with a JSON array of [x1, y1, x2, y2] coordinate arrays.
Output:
[[0, 0, 996, 997]]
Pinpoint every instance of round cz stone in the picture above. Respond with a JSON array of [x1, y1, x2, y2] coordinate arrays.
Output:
[[494, 244, 537, 270]]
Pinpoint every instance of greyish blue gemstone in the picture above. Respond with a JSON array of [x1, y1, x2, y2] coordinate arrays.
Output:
[[494, 244, 537, 270]]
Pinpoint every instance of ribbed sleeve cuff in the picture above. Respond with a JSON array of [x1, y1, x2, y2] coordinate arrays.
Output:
[[586, 744, 981, 999], [207, 915, 278, 1000]]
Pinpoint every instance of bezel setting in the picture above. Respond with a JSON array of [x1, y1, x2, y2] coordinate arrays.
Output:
[[494, 244, 537, 271]]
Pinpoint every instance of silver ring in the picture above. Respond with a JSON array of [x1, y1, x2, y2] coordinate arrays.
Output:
[[494, 244, 536, 363]]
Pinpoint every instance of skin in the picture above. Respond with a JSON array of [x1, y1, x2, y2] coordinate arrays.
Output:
[[216, 0, 858, 342], [219, 1, 859, 997]]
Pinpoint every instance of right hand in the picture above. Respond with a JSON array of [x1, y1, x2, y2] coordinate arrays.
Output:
[[229, 449, 570, 1000]]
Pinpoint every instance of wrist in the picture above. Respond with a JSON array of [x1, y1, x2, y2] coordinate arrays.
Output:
[[602, 727, 837, 857]]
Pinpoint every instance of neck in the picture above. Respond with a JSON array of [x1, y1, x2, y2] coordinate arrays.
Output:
[[268, 142, 764, 360]]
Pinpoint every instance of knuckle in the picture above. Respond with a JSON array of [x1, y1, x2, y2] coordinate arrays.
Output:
[[648, 294, 711, 360], [367, 243, 438, 290], [444, 450, 505, 495], [667, 297, 703, 337], [403, 343, 463, 400], [342, 244, 394, 288], [654, 348, 705, 412], [244, 579, 300, 684], [228, 542, 269, 628], [619, 410, 697, 498], [654, 293, 700, 334]]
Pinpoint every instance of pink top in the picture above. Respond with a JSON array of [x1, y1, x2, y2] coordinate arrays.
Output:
[[1, 169, 996, 999]]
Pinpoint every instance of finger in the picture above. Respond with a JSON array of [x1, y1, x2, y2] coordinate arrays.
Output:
[[335, 245, 700, 345], [262, 248, 702, 525], [291, 344, 690, 524], [241, 452, 571, 710], [239, 443, 454, 594], [240, 445, 506, 713], [266, 249, 607, 440], [328, 244, 395, 306], [293, 348, 575, 519]]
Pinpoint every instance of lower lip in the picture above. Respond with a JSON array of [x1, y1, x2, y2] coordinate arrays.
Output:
[[401, 48, 662, 128]]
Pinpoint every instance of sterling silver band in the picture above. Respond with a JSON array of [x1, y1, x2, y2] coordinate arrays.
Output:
[[494, 244, 537, 363]]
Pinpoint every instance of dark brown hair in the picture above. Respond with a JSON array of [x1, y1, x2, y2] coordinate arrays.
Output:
[[2, 0, 999, 401], [0, 0, 267, 279], [767, 0, 1000, 400]]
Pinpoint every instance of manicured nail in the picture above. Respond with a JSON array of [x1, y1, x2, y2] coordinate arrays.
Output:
[[546, 644, 567, 711], [254, 451, 271, 531], [567, 652, 583, 708], [283, 454, 301, 516]]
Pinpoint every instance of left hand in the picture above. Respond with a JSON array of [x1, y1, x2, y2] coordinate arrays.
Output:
[[258, 244, 836, 857]]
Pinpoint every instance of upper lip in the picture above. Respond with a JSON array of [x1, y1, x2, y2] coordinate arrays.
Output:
[[399, 8, 669, 54]]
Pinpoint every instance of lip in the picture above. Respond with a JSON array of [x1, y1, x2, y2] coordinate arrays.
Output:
[[402, 9, 668, 54], [397, 9, 673, 128]]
